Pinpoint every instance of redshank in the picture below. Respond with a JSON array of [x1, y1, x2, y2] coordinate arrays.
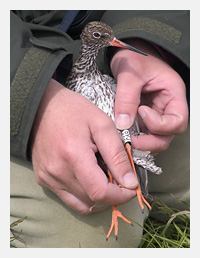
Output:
[[65, 21, 162, 240]]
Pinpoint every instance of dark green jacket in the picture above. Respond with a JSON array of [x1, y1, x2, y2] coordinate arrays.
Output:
[[10, 10, 190, 160]]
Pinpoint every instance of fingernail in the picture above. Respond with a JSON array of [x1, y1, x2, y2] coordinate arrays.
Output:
[[123, 172, 138, 189], [115, 114, 132, 130], [90, 203, 105, 212], [89, 203, 107, 213]]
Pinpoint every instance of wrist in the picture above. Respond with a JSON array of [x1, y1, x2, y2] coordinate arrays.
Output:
[[29, 79, 65, 156]]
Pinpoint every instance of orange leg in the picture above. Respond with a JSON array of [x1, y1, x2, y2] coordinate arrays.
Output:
[[125, 143, 152, 212], [106, 144, 152, 240], [106, 171, 133, 240], [106, 205, 132, 240]]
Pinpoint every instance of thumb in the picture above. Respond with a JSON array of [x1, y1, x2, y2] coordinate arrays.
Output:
[[91, 116, 138, 189], [114, 71, 142, 130]]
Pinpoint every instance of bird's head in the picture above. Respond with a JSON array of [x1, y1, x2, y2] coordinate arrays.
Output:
[[80, 21, 147, 56], [80, 21, 114, 49]]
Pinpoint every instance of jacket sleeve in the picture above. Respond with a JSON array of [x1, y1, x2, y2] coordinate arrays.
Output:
[[10, 11, 73, 160], [100, 10, 190, 105], [101, 10, 189, 67]]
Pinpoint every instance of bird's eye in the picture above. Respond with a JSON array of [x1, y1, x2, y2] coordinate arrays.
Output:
[[93, 32, 101, 38]]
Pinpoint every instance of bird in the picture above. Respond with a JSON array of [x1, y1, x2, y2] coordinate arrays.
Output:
[[65, 21, 162, 240]]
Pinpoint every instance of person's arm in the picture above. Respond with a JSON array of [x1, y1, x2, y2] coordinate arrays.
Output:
[[10, 11, 73, 160], [11, 11, 139, 214], [101, 10, 189, 67], [101, 10, 189, 152], [10, 10, 107, 160]]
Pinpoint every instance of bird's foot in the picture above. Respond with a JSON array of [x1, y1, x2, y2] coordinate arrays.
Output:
[[135, 184, 152, 213], [106, 205, 133, 241], [106, 171, 133, 240], [125, 143, 152, 213]]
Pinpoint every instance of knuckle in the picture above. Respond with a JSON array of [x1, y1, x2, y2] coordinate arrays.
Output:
[[36, 177, 43, 187], [89, 187, 106, 203], [62, 140, 78, 163], [176, 120, 188, 135], [95, 110, 114, 127], [97, 115, 113, 131], [159, 139, 170, 152], [45, 162, 61, 178], [119, 94, 140, 108], [92, 115, 115, 139], [34, 169, 46, 186], [77, 208, 91, 215], [111, 146, 129, 168]]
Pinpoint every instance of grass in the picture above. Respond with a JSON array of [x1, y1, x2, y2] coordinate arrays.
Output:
[[10, 217, 27, 247], [138, 197, 190, 248]]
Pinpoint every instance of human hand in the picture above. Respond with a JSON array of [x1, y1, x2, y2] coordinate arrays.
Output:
[[111, 39, 188, 153], [31, 79, 138, 214]]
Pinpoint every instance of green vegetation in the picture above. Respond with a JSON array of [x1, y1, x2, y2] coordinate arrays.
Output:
[[138, 197, 190, 248]]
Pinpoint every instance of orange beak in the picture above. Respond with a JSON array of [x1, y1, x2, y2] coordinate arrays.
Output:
[[109, 37, 148, 56]]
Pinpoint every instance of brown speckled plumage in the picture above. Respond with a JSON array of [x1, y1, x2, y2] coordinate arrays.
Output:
[[66, 22, 116, 120], [65, 22, 162, 193]]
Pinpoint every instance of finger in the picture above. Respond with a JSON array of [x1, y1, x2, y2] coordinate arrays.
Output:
[[138, 105, 188, 136], [114, 71, 143, 130], [91, 119, 138, 190], [35, 166, 94, 207], [49, 172, 94, 206], [55, 189, 94, 215], [89, 203, 109, 213], [131, 134, 174, 153], [34, 166, 94, 214], [74, 147, 137, 206]]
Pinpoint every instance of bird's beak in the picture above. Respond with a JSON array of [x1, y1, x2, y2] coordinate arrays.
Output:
[[109, 37, 148, 56]]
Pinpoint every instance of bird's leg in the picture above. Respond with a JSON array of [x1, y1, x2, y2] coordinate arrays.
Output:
[[106, 131, 151, 240], [106, 171, 132, 241], [125, 143, 152, 212]]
